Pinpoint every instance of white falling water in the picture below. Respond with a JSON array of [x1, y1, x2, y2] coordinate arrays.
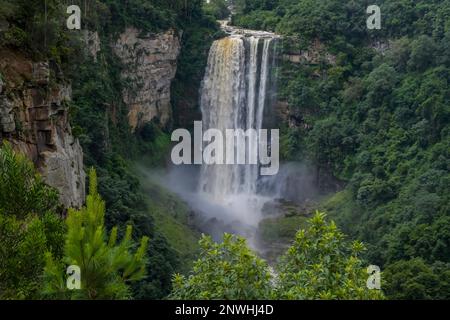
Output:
[[198, 34, 277, 230]]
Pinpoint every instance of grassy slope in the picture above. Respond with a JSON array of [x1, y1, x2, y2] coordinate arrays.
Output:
[[319, 190, 363, 234], [138, 173, 200, 272]]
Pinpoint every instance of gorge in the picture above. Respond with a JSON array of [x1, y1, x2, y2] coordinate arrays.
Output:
[[1, 0, 448, 301]]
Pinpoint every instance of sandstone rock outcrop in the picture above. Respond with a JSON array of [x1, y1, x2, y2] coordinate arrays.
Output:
[[113, 28, 181, 131], [0, 50, 85, 208]]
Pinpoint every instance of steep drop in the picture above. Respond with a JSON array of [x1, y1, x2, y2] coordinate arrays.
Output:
[[198, 33, 279, 236]]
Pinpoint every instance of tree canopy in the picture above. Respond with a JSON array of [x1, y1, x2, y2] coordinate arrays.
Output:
[[171, 212, 384, 300]]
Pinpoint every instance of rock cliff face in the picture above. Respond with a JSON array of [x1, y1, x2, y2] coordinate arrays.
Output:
[[0, 27, 182, 207], [0, 49, 85, 208], [113, 28, 181, 131]]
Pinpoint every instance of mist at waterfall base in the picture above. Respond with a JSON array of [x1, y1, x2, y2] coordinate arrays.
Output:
[[141, 162, 318, 251]]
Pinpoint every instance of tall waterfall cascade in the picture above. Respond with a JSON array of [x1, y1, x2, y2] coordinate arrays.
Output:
[[198, 32, 279, 228], [150, 25, 315, 248], [151, 26, 307, 248]]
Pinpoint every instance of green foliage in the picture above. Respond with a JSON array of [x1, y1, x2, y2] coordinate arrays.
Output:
[[171, 213, 384, 300], [0, 214, 47, 299], [232, 10, 280, 31], [383, 258, 450, 300], [99, 0, 208, 34], [0, 0, 212, 71], [138, 174, 200, 273], [0, 141, 60, 218], [2, 26, 27, 47], [170, 234, 272, 300], [0, 143, 65, 299], [276, 212, 383, 299], [408, 36, 438, 72], [0, 0, 82, 65], [204, 0, 230, 20], [233, 0, 279, 14], [259, 214, 309, 243], [0, 213, 66, 299], [232, 0, 367, 42], [279, 125, 303, 160], [232, 0, 449, 44], [232, 0, 281, 30], [137, 122, 172, 166], [43, 168, 149, 299]]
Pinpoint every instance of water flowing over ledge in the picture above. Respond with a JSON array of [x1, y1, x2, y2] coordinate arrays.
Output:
[[218, 19, 281, 39]]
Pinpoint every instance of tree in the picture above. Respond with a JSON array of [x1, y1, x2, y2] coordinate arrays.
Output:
[[275, 211, 384, 299], [383, 258, 450, 300], [0, 212, 65, 299], [170, 233, 272, 299], [43, 168, 149, 299], [0, 141, 59, 218], [407, 36, 437, 72], [0, 142, 65, 299], [171, 213, 384, 300], [204, 0, 230, 20]]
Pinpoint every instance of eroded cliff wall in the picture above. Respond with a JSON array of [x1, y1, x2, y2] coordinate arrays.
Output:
[[0, 25, 183, 208], [113, 28, 181, 131], [0, 50, 85, 208]]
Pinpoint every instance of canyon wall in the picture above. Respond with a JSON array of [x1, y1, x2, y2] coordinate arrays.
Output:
[[0, 50, 85, 208], [0, 26, 183, 207], [113, 28, 181, 131]]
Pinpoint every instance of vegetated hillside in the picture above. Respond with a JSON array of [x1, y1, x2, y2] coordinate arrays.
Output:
[[232, 0, 450, 299], [0, 0, 219, 299]]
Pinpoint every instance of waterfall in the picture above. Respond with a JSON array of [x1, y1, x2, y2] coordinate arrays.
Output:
[[149, 29, 316, 248], [198, 34, 278, 228]]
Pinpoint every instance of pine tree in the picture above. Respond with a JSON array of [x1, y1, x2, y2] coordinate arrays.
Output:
[[0, 142, 64, 299], [43, 168, 149, 299], [0, 141, 59, 218]]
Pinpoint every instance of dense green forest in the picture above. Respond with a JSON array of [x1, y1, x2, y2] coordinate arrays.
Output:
[[232, 0, 450, 299], [0, 0, 449, 301]]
